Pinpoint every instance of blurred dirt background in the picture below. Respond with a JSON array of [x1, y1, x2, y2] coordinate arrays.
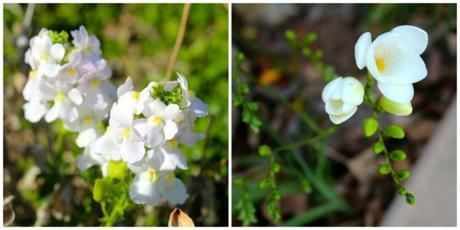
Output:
[[4, 3, 228, 226], [232, 4, 456, 226]]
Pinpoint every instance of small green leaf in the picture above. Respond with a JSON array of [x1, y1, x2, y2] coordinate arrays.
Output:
[[405, 192, 415, 205], [378, 164, 391, 175], [284, 30, 297, 44], [397, 186, 408, 196], [258, 145, 272, 157], [302, 47, 311, 56], [271, 163, 281, 173], [313, 50, 323, 60], [236, 52, 245, 64], [373, 142, 384, 154], [363, 117, 379, 137], [258, 178, 271, 189], [383, 125, 405, 139], [378, 96, 413, 116], [390, 150, 407, 161], [303, 32, 318, 44], [396, 169, 410, 181], [93, 178, 111, 202]]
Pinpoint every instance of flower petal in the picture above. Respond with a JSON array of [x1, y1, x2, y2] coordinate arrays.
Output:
[[163, 104, 180, 120], [165, 178, 188, 205], [164, 120, 178, 140], [392, 25, 428, 55], [341, 77, 364, 105], [354, 32, 372, 69], [129, 173, 162, 206], [121, 139, 145, 164], [45, 103, 61, 122], [117, 77, 133, 97], [68, 88, 83, 105], [329, 106, 358, 125], [76, 128, 99, 147], [50, 43, 65, 62], [321, 77, 343, 102], [377, 82, 414, 104], [24, 101, 48, 123]]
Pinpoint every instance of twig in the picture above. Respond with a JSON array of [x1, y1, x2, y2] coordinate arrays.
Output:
[[165, 3, 191, 81]]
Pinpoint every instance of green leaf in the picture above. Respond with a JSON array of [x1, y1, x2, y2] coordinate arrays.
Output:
[[397, 186, 408, 196], [258, 145, 272, 157], [303, 32, 317, 44], [405, 192, 415, 205], [284, 30, 297, 44], [258, 178, 271, 189], [236, 52, 245, 64], [396, 169, 410, 181], [301, 180, 312, 194], [93, 178, 111, 202], [107, 160, 128, 180], [271, 163, 281, 173], [236, 192, 257, 226], [390, 150, 407, 161], [373, 142, 384, 154], [378, 164, 391, 175], [383, 124, 405, 139], [363, 117, 379, 137]]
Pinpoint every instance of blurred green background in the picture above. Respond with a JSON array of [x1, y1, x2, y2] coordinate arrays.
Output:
[[4, 3, 228, 226]]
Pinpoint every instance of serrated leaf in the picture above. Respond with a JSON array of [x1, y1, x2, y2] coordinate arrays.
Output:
[[378, 164, 391, 175], [363, 117, 379, 137], [383, 125, 405, 139], [390, 150, 407, 161]]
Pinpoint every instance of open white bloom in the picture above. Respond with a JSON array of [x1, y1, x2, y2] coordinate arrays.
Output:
[[128, 150, 188, 206], [71, 26, 102, 61], [354, 25, 428, 104], [322, 76, 364, 124]]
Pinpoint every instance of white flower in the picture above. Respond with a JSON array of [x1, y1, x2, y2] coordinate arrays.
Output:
[[39, 83, 82, 123], [65, 105, 105, 147], [128, 150, 188, 206], [322, 76, 364, 124], [26, 29, 65, 78], [23, 100, 49, 123], [354, 25, 428, 104], [71, 26, 102, 61], [134, 99, 181, 148], [116, 77, 150, 115]]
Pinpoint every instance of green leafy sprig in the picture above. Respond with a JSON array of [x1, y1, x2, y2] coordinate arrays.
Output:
[[258, 145, 282, 223], [362, 73, 415, 205]]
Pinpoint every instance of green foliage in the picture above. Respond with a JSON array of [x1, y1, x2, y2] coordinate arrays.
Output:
[[258, 145, 282, 223], [258, 145, 272, 157], [234, 179, 257, 226], [363, 117, 379, 137], [372, 142, 384, 154], [396, 169, 410, 181], [49, 30, 69, 44], [233, 52, 262, 133], [405, 192, 416, 205], [107, 160, 128, 181], [151, 84, 183, 106], [383, 124, 405, 139], [390, 150, 407, 161], [378, 164, 391, 175]]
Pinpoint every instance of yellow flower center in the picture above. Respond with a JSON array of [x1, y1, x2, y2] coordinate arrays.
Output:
[[29, 71, 37, 79], [90, 79, 100, 88], [55, 92, 65, 103], [83, 116, 93, 125], [146, 169, 159, 182], [84, 45, 93, 53], [39, 52, 49, 62], [131, 91, 140, 101], [167, 140, 178, 149], [375, 56, 386, 73], [122, 127, 131, 139], [67, 68, 77, 77], [164, 172, 175, 182], [149, 115, 163, 126]]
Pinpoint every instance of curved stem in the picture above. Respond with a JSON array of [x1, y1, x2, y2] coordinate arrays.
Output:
[[165, 3, 191, 81]]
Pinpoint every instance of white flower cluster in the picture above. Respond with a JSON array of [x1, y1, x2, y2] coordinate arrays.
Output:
[[79, 74, 208, 206], [322, 25, 428, 124], [23, 26, 209, 207], [23, 26, 115, 147]]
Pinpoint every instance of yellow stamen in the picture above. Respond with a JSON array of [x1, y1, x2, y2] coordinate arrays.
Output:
[[83, 116, 93, 125], [149, 115, 163, 126], [146, 169, 159, 182], [84, 45, 93, 53], [164, 172, 175, 182], [167, 140, 178, 149], [39, 52, 49, 62], [375, 56, 386, 73], [29, 71, 37, 79], [67, 68, 77, 77], [131, 91, 140, 101], [122, 127, 131, 138], [90, 79, 100, 88], [55, 92, 65, 103]]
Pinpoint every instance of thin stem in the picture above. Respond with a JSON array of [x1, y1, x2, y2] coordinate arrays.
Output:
[[165, 3, 191, 81]]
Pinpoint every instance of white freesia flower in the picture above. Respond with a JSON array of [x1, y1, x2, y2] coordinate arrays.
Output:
[[128, 150, 188, 206], [354, 25, 428, 104], [71, 26, 102, 61], [322, 76, 364, 124]]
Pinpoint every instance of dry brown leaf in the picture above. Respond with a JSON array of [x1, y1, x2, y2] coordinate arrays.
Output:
[[168, 208, 195, 227]]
